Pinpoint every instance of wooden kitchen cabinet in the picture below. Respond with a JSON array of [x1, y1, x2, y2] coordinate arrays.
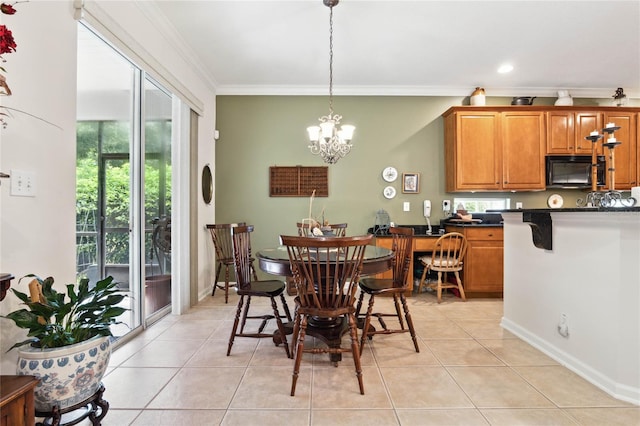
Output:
[[546, 110, 603, 155], [602, 111, 637, 190], [445, 226, 504, 297], [501, 111, 546, 190], [444, 108, 545, 191], [443, 106, 640, 192], [0, 375, 38, 426], [444, 110, 501, 191]]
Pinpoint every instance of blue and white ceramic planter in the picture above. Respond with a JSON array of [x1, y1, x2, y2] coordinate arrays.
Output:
[[16, 336, 111, 412]]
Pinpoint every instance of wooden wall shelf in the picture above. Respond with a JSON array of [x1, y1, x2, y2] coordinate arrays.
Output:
[[269, 166, 328, 197]]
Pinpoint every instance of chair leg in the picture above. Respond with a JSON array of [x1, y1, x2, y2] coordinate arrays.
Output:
[[291, 314, 308, 396], [400, 293, 420, 353], [270, 296, 291, 358], [239, 296, 251, 334], [227, 295, 245, 356], [359, 294, 375, 357], [454, 271, 466, 301], [355, 290, 365, 318], [436, 272, 443, 303], [224, 264, 231, 304], [279, 294, 292, 322], [348, 313, 365, 395], [212, 262, 223, 296], [290, 305, 301, 358], [417, 264, 429, 293], [392, 294, 405, 330]]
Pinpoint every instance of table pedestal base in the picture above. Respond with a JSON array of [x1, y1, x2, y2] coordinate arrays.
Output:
[[274, 316, 352, 363], [36, 384, 108, 426]]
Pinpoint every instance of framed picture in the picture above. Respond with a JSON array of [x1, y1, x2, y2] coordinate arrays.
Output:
[[402, 172, 420, 193]]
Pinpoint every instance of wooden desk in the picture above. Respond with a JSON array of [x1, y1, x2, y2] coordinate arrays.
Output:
[[0, 375, 39, 426], [373, 235, 440, 291]]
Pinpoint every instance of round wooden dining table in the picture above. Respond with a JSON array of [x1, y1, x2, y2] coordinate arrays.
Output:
[[256, 244, 394, 277], [256, 244, 394, 362]]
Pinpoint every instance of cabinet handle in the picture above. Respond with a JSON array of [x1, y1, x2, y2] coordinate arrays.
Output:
[[488, 233, 493, 237]]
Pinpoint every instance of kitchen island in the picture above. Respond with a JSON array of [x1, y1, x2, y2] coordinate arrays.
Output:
[[499, 207, 640, 405]]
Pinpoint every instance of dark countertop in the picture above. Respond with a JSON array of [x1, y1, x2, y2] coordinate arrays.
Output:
[[372, 220, 503, 238], [444, 222, 503, 228], [493, 207, 640, 213]]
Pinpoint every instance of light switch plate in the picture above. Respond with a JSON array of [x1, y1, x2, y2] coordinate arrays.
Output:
[[403, 202, 410, 212], [10, 170, 36, 197]]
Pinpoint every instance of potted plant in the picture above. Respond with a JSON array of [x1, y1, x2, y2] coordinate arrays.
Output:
[[2, 274, 126, 413]]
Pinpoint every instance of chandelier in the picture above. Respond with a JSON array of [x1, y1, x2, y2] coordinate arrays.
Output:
[[306, 0, 355, 164]]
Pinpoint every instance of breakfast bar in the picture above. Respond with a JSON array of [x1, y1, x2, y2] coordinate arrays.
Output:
[[499, 207, 640, 405]]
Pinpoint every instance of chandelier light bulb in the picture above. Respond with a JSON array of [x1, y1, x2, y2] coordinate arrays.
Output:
[[307, 126, 320, 142], [320, 121, 335, 140], [340, 124, 355, 141]]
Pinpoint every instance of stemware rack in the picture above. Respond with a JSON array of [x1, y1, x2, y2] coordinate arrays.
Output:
[[577, 124, 636, 208]]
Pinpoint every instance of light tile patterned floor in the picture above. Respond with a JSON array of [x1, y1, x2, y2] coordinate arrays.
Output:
[[69, 291, 639, 425]]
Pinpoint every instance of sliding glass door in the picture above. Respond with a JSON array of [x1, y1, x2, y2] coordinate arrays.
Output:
[[76, 23, 175, 338], [143, 78, 172, 320]]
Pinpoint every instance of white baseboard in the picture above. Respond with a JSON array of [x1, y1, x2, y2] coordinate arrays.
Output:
[[501, 317, 639, 406]]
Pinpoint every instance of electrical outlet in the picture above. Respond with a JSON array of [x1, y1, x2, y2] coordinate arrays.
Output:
[[557, 313, 569, 338], [516, 202, 523, 209], [10, 170, 36, 197], [442, 199, 451, 212]]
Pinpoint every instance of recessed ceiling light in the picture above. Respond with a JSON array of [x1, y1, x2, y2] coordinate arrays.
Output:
[[498, 64, 514, 74]]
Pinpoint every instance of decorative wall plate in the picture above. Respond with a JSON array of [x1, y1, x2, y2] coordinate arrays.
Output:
[[383, 186, 396, 199], [547, 193, 564, 208], [382, 166, 398, 182]]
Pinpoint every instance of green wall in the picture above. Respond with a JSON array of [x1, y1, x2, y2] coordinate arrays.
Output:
[[215, 95, 614, 274]]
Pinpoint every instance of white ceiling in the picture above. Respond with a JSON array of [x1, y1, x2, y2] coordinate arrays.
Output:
[[147, 0, 640, 98]]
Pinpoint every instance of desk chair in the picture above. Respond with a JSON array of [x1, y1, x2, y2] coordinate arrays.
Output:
[[281, 234, 372, 396], [207, 223, 257, 303], [355, 226, 419, 355], [227, 225, 291, 358], [417, 232, 468, 303]]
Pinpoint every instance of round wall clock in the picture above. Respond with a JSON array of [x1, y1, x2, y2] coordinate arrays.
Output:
[[383, 186, 396, 199], [382, 166, 398, 182]]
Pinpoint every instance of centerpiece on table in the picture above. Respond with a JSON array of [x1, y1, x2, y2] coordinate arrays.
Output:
[[2, 274, 126, 415], [302, 190, 333, 236]]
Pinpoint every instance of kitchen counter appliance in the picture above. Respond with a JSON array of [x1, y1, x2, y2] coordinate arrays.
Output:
[[546, 155, 605, 188]]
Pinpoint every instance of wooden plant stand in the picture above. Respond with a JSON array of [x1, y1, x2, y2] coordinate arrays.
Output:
[[35, 384, 108, 426]]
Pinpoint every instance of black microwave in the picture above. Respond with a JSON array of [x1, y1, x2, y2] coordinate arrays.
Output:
[[545, 155, 606, 188]]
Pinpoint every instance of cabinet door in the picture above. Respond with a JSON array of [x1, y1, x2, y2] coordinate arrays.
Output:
[[464, 240, 504, 293], [454, 112, 501, 190], [547, 111, 601, 155], [575, 112, 602, 154], [603, 111, 637, 189], [501, 111, 546, 190], [547, 111, 574, 154]]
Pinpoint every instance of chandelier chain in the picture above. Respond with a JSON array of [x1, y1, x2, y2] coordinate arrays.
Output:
[[328, 5, 334, 115]]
